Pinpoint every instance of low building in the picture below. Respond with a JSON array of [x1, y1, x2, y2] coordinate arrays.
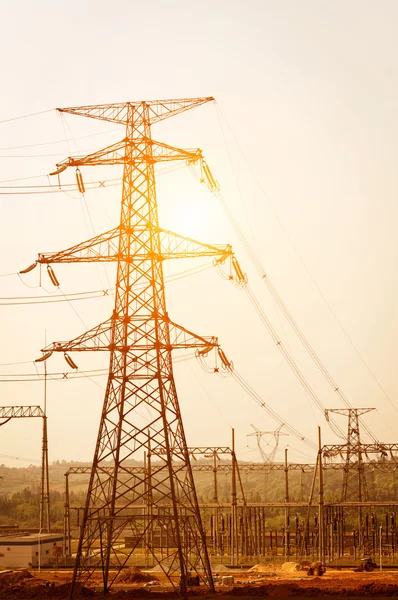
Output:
[[0, 533, 64, 568]]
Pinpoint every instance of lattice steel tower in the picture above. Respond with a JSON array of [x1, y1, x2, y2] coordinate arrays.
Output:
[[326, 408, 374, 502], [29, 98, 235, 596], [247, 424, 287, 463]]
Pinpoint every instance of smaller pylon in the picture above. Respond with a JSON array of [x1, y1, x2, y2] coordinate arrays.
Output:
[[325, 408, 375, 502], [247, 424, 287, 463]]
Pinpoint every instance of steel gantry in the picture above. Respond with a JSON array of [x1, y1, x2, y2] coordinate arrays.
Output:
[[27, 98, 238, 597], [325, 408, 375, 503], [0, 405, 50, 532]]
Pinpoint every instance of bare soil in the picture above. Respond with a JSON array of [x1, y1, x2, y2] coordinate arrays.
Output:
[[1, 566, 398, 598]]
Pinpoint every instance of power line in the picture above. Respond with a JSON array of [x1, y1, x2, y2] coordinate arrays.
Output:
[[0, 127, 120, 151], [0, 108, 53, 125], [232, 369, 317, 450], [0, 353, 195, 381], [0, 262, 213, 302], [214, 102, 396, 429]]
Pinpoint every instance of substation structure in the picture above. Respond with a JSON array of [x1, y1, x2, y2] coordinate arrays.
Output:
[[63, 442, 398, 567], [0, 405, 50, 532]]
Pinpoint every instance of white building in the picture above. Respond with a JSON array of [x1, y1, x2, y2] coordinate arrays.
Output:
[[0, 533, 64, 568]]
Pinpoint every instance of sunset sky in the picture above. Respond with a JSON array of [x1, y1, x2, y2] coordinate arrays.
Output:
[[0, 0, 397, 468]]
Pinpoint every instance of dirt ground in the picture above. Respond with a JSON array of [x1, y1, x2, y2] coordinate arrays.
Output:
[[2, 566, 398, 598]]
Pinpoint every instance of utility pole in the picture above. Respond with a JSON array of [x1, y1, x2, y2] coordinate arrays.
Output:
[[318, 426, 325, 564], [39, 357, 51, 533], [284, 448, 289, 559], [231, 429, 237, 566], [29, 98, 235, 597], [64, 473, 71, 557]]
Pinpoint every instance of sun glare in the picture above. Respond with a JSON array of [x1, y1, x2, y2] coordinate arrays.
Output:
[[177, 203, 207, 236]]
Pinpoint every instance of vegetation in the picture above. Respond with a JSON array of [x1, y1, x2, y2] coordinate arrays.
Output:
[[0, 459, 396, 530]]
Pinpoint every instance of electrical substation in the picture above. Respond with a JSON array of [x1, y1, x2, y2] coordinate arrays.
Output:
[[1, 98, 398, 598]]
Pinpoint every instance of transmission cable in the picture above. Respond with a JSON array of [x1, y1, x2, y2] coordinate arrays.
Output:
[[214, 104, 385, 438], [0, 262, 213, 304], [232, 368, 317, 450], [202, 167, 371, 441], [0, 353, 195, 382], [212, 189, 346, 438], [0, 108, 53, 125], [0, 127, 120, 151]]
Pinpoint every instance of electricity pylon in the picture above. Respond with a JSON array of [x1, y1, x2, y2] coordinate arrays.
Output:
[[325, 408, 375, 502], [28, 98, 235, 596], [247, 424, 287, 463]]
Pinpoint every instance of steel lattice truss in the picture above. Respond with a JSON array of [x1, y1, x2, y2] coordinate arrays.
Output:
[[32, 98, 236, 597], [247, 424, 287, 464], [65, 459, 398, 477], [0, 405, 50, 532], [0, 405, 44, 422], [325, 408, 376, 502]]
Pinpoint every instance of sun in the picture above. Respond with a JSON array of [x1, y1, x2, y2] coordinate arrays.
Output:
[[177, 203, 208, 235]]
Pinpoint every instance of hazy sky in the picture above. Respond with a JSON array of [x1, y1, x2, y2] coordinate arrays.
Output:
[[0, 0, 397, 469]]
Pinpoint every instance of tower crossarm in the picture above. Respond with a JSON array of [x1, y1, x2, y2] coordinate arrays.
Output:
[[66, 466, 146, 476], [54, 139, 203, 170], [164, 320, 219, 350], [34, 227, 232, 265], [325, 408, 374, 419], [37, 227, 120, 264], [39, 317, 221, 354], [188, 446, 232, 455], [41, 318, 113, 353], [57, 97, 214, 126], [0, 405, 45, 419], [323, 443, 398, 456], [158, 229, 232, 261]]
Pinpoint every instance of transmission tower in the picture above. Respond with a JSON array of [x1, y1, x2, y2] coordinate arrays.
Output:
[[247, 424, 287, 463], [27, 98, 235, 596], [325, 408, 375, 502]]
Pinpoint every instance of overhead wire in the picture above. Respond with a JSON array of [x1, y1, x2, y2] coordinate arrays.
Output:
[[245, 283, 331, 421], [0, 127, 121, 151], [0, 262, 213, 304], [0, 163, 183, 194], [0, 353, 195, 382], [214, 191, 345, 438], [211, 106, 381, 442], [0, 108, 53, 125], [0, 173, 49, 184], [232, 368, 317, 450], [0, 453, 41, 463], [214, 103, 389, 438]]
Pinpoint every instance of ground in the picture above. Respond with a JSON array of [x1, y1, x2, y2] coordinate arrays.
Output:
[[1, 565, 398, 598]]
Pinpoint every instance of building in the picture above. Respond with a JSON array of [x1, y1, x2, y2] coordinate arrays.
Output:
[[0, 533, 64, 569]]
